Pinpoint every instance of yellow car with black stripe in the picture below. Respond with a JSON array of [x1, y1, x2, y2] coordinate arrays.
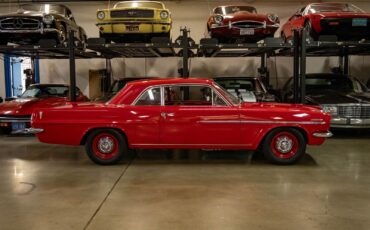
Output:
[[96, 1, 172, 43]]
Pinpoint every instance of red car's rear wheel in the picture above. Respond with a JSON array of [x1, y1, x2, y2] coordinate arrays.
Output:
[[262, 128, 306, 165], [85, 129, 127, 165]]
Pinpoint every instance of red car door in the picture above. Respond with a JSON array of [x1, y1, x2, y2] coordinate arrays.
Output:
[[159, 85, 242, 147], [124, 87, 162, 145]]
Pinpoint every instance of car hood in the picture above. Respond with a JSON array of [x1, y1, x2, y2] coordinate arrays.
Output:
[[0, 11, 44, 18], [312, 12, 370, 18], [306, 90, 370, 105], [224, 12, 269, 23], [0, 97, 68, 116], [240, 101, 322, 113]]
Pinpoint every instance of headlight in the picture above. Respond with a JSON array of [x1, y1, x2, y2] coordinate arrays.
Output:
[[160, 11, 169, 19], [43, 14, 54, 24], [322, 105, 338, 115], [97, 11, 105, 20], [267, 14, 278, 23], [214, 15, 223, 24]]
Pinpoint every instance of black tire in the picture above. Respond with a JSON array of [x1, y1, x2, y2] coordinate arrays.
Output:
[[85, 129, 127, 165], [1, 127, 12, 135], [262, 128, 306, 165], [304, 20, 318, 41], [57, 24, 67, 44]]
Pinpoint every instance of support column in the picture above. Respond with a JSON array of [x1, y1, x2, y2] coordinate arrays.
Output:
[[68, 30, 76, 102], [293, 30, 300, 104], [259, 53, 269, 87], [300, 28, 307, 104], [182, 27, 189, 78]]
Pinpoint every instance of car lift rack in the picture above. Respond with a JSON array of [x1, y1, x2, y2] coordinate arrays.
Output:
[[1, 28, 370, 103]]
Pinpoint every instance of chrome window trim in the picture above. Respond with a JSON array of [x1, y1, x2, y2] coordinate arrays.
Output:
[[197, 120, 326, 125], [132, 86, 161, 106], [131, 83, 232, 107]]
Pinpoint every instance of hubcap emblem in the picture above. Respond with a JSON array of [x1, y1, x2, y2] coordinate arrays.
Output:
[[275, 136, 293, 153], [98, 137, 114, 154]]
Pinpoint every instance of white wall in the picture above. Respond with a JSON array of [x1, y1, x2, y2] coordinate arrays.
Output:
[[1, 0, 370, 98]]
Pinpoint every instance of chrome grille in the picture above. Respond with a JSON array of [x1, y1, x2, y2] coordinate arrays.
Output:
[[338, 105, 370, 118], [0, 17, 41, 30], [232, 21, 265, 29], [110, 9, 154, 18]]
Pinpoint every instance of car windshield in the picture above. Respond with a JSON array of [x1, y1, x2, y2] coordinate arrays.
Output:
[[21, 85, 69, 98], [114, 1, 164, 9], [224, 6, 257, 14], [305, 77, 360, 93], [214, 78, 264, 93], [213, 82, 240, 105], [20, 4, 66, 15], [308, 3, 363, 13], [110, 80, 128, 95]]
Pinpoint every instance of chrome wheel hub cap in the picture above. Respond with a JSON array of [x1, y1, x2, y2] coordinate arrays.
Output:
[[98, 137, 114, 154], [275, 136, 293, 153]]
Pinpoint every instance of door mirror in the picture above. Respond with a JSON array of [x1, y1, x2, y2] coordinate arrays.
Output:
[[0, 97, 3, 103]]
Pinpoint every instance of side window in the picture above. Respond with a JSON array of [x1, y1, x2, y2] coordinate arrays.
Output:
[[353, 80, 363, 93], [135, 87, 161, 106], [164, 85, 213, 106], [213, 91, 227, 106], [214, 7, 222, 15]]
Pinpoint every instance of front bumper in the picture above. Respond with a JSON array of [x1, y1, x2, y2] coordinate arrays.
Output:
[[0, 28, 58, 34], [97, 21, 171, 34], [210, 23, 279, 38], [331, 117, 370, 128]]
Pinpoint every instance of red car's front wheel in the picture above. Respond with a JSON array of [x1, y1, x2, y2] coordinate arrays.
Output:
[[85, 129, 127, 165], [262, 128, 306, 165]]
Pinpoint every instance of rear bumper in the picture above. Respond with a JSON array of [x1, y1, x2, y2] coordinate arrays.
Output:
[[12, 128, 44, 135], [331, 117, 370, 128], [318, 18, 370, 40]]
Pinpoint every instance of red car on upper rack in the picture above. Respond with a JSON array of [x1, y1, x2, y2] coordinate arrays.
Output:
[[281, 2, 370, 41], [207, 5, 279, 43], [0, 84, 88, 135], [28, 78, 332, 166]]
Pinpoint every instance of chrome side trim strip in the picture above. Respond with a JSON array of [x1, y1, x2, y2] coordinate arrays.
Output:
[[0, 117, 31, 123], [132, 143, 252, 146], [198, 120, 326, 125]]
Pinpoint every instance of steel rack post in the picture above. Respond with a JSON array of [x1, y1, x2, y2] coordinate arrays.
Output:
[[68, 30, 77, 102], [293, 30, 300, 104], [259, 53, 269, 87], [300, 29, 307, 104], [182, 28, 190, 78]]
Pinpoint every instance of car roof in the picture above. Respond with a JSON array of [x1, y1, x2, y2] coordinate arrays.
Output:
[[127, 78, 214, 87], [213, 76, 257, 80], [305, 73, 351, 78]]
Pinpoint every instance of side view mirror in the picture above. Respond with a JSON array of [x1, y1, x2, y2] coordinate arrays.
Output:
[[0, 97, 3, 103]]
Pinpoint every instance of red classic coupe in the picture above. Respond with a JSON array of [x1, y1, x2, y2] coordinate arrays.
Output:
[[207, 5, 279, 43], [29, 78, 332, 165], [281, 3, 370, 41], [0, 84, 88, 134]]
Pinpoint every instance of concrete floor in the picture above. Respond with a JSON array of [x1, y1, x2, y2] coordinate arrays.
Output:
[[0, 131, 370, 230]]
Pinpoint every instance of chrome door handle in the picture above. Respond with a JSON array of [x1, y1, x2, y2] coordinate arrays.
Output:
[[161, 112, 167, 118]]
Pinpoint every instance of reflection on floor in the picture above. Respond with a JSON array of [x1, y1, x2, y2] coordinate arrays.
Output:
[[0, 129, 370, 230]]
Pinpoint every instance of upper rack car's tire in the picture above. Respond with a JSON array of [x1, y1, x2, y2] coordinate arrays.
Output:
[[57, 24, 67, 45], [85, 129, 127, 165], [262, 128, 306, 165], [304, 20, 318, 41]]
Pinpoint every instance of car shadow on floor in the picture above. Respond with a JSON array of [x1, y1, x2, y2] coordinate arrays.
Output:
[[331, 129, 370, 139], [130, 149, 317, 166]]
